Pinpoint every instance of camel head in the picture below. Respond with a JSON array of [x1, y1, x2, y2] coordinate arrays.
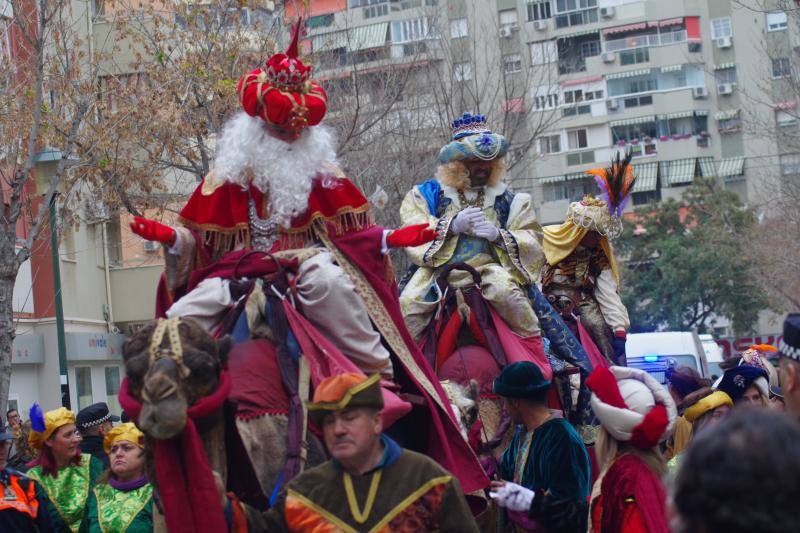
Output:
[[122, 318, 232, 440]]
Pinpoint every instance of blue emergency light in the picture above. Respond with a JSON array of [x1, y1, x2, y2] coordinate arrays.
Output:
[[644, 355, 660, 363]]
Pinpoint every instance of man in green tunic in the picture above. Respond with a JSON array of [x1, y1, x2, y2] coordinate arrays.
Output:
[[491, 362, 591, 532], [26, 406, 105, 532], [257, 373, 479, 532]]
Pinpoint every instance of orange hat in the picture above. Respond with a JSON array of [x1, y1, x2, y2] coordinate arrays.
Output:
[[307, 373, 383, 427], [237, 18, 327, 138]]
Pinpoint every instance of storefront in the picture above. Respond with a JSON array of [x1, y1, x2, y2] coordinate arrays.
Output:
[[65, 331, 128, 415]]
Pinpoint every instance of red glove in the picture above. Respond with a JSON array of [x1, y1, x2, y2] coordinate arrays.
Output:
[[386, 224, 438, 248], [130, 216, 176, 246]]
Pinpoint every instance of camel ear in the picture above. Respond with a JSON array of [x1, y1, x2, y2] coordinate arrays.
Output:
[[216, 335, 233, 364]]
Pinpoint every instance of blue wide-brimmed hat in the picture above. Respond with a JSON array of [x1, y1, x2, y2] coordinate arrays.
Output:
[[493, 361, 551, 399], [438, 112, 508, 164]]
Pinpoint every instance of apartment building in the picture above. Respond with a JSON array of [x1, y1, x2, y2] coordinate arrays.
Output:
[[290, 0, 794, 227]]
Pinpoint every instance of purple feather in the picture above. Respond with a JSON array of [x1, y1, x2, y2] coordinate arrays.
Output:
[[29, 403, 46, 433], [593, 175, 611, 206], [616, 195, 631, 217]]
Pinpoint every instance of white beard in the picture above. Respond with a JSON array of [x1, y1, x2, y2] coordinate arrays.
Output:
[[213, 112, 338, 227]]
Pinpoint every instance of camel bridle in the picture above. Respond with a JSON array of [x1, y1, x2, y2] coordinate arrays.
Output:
[[147, 317, 192, 380]]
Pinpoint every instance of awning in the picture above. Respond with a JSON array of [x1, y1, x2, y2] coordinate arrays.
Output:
[[565, 172, 589, 181], [695, 109, 709, 116], [698, 156, 716, 177], [312, 29, 348, 52], [661, 158, 696, 185], [717, 157, 745, 177], [311, 23, 388, 53], [604, 22, 648, 36], [558, 29, 599, 40], [349, 23, 389, 52], [660, 64, 683, 73], [540, 175, 565, 184], [714, 109, 740, 120], [605, 68, 652, 80], [502, 98, 525, 113], [665, 110, 694, 119], [610, 115, 656, 127], [560, 75, 603, 87], [632, 162, 658, 192], [659, 17, 684, 27], [713, 62, 736, 70], [776, 101, 797, 110]]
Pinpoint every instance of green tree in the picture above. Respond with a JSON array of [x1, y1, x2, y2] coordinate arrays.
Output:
[[618, 178, 767, 334]]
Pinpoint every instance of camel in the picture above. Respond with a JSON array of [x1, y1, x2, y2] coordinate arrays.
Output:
[[120, 317, 325, 532]]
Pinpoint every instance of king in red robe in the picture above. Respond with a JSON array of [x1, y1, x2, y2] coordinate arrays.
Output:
[[131, 21, 489, 497]]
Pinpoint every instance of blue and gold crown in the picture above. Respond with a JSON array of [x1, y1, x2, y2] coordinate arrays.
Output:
[[450, 112, 490, 140], [439, 111, 508, 164]]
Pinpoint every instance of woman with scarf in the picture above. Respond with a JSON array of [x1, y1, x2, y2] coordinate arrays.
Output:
[[585, 366, 677, 533], [84, 423, 153, 532], [26, 406, 105, 532]]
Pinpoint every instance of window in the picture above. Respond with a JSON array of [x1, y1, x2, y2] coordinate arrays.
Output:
[[364, 3, 389, 18], [76, 367, 93, 410], [632, 190, 661, 206], [539, 134, 561, 154], [627, 78, 656, 94], [711, 17, 732, 39], [776, 110, 797, 127], [623, 95, 653, 108], [585, 89, 603, 100], [555, 0, 596, 12], [504, 54, 522, 74], [563, 89, 583, 104], [567, 128, 588, 149], [105, 367, 122, 416], [453, 62, 472, 81], [534, 92, 559, 110], [780, 154, 800, 175], [527, 1, 552, 21], [499, 9, 518, 29], [579, 40, 601, 58], [620, 47, 649, 66], [566, 150, 595, 165], [772, 58, 791, 78], [718, 117, 741, 133], [391, 18, 437, 43], [555, 8, 597, 28], [450, 18, 468, 38], [530, 40, 557, 65], [715, 67, 737, 85], [543, 178, 595, 202], [562, 104, 591, 117], [767, 11, 788, 32]]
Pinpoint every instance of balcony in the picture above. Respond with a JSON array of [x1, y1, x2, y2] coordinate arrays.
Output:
[[605, 30, 687, 53]]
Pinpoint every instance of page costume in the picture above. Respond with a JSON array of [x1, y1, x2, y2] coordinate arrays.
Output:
[[542, 156, 634, 365], [260, 374, 479, 532]]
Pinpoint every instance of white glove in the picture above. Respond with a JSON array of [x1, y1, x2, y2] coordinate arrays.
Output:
[[471, 220, 499, 242], [490, 482, 535, 512], [451, 207, 485, 235]]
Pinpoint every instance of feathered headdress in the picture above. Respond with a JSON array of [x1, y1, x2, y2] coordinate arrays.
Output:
[[27, 405, 76, 450], [585, 151, 636, 218]]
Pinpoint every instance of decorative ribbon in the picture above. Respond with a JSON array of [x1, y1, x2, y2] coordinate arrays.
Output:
[[119, 372, 232, 533]]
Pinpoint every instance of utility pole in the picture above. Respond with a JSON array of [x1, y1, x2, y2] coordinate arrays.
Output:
[[49, 195, 70, 408]]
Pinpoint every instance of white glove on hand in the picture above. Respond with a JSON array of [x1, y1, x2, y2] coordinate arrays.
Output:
[[490, 482, 535, 512], [471, 220, 499, 242], [451, 207, 485, 235]]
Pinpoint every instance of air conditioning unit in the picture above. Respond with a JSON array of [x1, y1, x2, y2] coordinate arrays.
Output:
[[717, 83, 734, 95], [143, 240, 160, 252], [533, 20, 547, 31], [84, 201, 109, 223], [606, 98, 619, 110], [499, 26, 513, 38], [602, 51, 616, 63], [600, 6, 615, 18], [715, 36, 732, 49], [692, 86, 709, 99]]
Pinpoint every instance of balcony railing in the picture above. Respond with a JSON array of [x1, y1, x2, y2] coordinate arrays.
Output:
[[605, 30, 687, 53]]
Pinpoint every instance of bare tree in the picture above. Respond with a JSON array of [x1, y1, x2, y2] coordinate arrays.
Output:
[[729, 0, 800, 310]]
